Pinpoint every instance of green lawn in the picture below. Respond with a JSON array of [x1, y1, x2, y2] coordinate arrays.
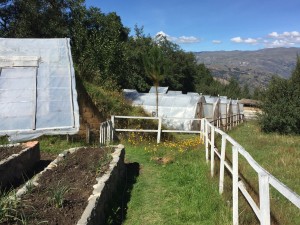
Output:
[[121, 137, 232, 225]]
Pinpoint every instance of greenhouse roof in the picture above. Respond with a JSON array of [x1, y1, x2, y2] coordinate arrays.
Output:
[[0, 38, 79, 142]]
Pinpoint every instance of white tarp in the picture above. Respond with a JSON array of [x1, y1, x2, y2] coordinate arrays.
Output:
[[123, 88, 243, 130], [0, 38, 79, 142], [123, 89, 201, 130]]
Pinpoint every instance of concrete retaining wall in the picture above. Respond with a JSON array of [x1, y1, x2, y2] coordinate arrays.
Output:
[[77, 144, 125, 225], [16, 144, 126, 225], [0, 141, 40, 188]]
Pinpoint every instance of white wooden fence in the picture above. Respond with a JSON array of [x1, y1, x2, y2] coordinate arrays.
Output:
[[99, 120, 113, 146], [108, 115, 205, 144], [99, 115, 300, 224], [203, 118, 300, 225]]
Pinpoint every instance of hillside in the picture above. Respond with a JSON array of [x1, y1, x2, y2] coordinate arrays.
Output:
[[194, 47, 300, 89]]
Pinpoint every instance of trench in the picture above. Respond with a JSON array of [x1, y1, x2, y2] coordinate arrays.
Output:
[[104, 162, 140, 225]]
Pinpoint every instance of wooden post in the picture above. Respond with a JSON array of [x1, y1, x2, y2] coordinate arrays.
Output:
[[157, 117, 162, 143], [210, 125, 215, 177], [111, 115, 115, 142], [259, 172, 271, 225], [105, 121, 111, 146], [219, 134, 227, 194], [205, 120, 209, 163], [200, 119, 204, 140], [232, 146, 239, 225], [99, 123, 102, 146]]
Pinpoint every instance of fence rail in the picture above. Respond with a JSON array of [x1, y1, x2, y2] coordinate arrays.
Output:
[[109, 114, 243, 144], [99, 114, 299, 224], [203, 118, 300, 225]]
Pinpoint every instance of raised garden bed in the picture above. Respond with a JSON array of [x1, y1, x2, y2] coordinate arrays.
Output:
[[0, 141, 40, 189], [1, 144, 125, 225]]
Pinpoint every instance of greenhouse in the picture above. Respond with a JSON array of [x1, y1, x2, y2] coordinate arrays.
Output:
[[0, 38, 79, 142], [123, 87, 244, 131]]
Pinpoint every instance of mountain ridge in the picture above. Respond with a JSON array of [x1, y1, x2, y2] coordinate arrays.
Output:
[[194, 47, 300, 89]]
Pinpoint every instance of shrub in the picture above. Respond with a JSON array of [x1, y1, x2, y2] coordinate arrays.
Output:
[[260, 56, 300, 134]]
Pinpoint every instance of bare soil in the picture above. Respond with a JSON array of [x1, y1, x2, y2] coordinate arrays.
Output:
[[0, 145, 24, 161], [2, 147, 112, 225]]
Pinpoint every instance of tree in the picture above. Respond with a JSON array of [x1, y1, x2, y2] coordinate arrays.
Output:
[[260, 56, 300, 134], [1, 0, 70, 38], [143, 45, 168, 116]]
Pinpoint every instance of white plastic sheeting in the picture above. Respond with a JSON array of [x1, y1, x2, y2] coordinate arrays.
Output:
[[0, 38, 79, 142], [123, 89, 202, 130], [149, 86, 168, 94], [123, 88, 244, 131]]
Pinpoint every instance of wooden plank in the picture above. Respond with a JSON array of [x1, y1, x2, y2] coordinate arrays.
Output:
[[259, 172, 270, 225], [232, 146, 239, 225], [224, 161, 233, 174], [161, 130, 201, 134], [114, 115, 159, 120], [157, 117, 162, 143], [210, 126, 215, 177], [238, 181, 261, 219], [269, 176, 300, 208], [205, 120, 209, 163], [219, 134, 227, 194]]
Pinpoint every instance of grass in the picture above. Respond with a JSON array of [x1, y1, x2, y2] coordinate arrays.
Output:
[[120, 134, 232, 225], [0, 190, 27, 224], [219, 120, 300, 225], [38, 135, 86, 154], [48, 181, 70, 208]]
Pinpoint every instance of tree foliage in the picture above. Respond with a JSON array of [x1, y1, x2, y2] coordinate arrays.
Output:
[[260, 56, 300, 134], [0, 0, 249, 99]]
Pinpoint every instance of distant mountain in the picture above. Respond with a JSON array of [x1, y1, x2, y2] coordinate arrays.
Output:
[[194, 47, 300, 89]]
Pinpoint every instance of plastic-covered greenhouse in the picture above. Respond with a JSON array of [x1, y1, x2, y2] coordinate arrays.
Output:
[[123, 87, 243, 131], [0, 38, 79, 142]]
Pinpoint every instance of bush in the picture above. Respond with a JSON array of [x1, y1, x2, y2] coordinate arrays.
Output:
[[260, 56, 300, 134]]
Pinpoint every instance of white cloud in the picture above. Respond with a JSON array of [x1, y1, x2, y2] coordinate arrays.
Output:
[[231, 31, 300, 48], [155, 31, 200, 44], [231, 37, 243, 43], [230, 37, 258, 44], [244, 38, 258, 44], [264, 31, 300, 48], [177, 36, 200, 43], [212, 40, 222, 44], [268, 32, 279, 38]]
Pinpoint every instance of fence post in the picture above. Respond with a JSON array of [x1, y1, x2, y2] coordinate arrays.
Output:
[[210, 125, 215, 177], [259, 172, 271, 225], [157, 117, 162, 143], [111, 115, 115, 142], [107, 122, 111, 146], [200, 119, 204, 140], [232, 146, 239, 225], [99, 123, 102, 145], [205, 120, 209, 163], [219, 134, 227, 194]]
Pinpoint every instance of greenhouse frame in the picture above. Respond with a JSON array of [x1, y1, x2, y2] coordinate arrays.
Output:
[[0, 38, 79, 142]]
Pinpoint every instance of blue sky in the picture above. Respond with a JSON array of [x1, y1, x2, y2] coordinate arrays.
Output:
[[86, 0, 300, 52]]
